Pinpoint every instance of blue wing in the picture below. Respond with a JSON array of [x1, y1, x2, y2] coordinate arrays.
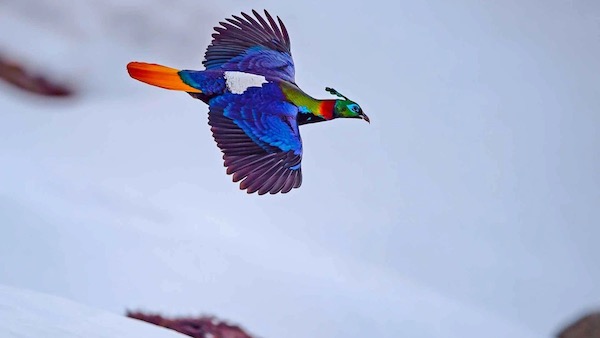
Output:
[[208, 83, 302, 194], [203, 10, 295, 83]]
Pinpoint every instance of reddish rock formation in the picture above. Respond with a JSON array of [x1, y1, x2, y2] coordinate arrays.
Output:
[[127, 311, 254, 338], [0, 55, 73, 97], [558, 312, 600, 338]]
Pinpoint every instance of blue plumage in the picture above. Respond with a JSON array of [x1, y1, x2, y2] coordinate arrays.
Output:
[[214, 85, 301, 154], [207, 81, 303, 194], [179, 71, 226, 94], [221, 48, 295, 83]]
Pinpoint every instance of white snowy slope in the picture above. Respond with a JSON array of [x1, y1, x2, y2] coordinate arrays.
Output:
[[0, 92, 541, 338], [1, 1, 599, 338], [0, 285, 186, 338]]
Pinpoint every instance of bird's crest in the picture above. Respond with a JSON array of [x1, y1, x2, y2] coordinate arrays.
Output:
[[325, 87, 349, 100]]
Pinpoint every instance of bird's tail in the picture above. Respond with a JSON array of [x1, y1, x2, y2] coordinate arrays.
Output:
[[126, 62, 202, 93]]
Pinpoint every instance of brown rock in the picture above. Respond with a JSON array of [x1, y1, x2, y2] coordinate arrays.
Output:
[[0, 55, 73, 97], [558, 312, 600, 338], [127, 311, 255, 338]]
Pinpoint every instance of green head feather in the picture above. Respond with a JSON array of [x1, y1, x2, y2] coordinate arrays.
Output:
[[326, 87, 370, 123]]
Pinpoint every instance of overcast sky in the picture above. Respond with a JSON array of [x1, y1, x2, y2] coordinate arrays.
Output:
[[1, 0, 599, 337]]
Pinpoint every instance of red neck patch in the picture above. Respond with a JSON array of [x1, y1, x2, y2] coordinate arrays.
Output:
[[318, 100, 336, 120]]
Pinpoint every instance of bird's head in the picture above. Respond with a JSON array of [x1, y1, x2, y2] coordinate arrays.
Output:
[[326, 87, 369, 123]]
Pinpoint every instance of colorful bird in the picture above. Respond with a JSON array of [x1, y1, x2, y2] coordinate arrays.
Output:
[[127, 10, 369, 194]]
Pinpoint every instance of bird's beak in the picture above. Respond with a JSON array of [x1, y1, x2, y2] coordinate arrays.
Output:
[[360, 112, 370, 124]]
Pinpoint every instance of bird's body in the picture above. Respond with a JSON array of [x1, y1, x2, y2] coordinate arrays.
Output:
[[127, 10, 368, 194]]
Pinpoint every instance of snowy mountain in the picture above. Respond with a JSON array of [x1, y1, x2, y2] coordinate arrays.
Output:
[[0, 285, 186, 338]]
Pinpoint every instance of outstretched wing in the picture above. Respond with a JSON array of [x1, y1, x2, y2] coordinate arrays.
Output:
[[204, 10, 295, 83], [208, 84, 302, 194]]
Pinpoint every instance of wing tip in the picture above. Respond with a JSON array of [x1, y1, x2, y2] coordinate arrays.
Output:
[[237, 168, 301, 195]]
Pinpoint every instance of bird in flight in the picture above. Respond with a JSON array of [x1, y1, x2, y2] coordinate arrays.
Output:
[[127, 10, 369, 195]]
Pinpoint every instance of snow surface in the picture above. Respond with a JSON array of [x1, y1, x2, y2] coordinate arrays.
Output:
[[1, 1, 599, 338], [0, 284, 186, 338]]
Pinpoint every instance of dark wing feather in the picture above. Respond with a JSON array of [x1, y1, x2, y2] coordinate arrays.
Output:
[[204, 10, 295, 82], [208, 86, 303, 195]]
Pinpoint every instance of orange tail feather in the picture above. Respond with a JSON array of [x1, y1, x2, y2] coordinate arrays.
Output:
[[126, 62, 201, 93]]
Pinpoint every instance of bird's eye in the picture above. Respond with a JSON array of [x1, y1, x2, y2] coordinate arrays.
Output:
[[350, 104, 359, 113]]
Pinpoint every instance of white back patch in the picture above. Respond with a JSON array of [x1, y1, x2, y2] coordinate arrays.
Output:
[[224, 71, 268, 94]]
